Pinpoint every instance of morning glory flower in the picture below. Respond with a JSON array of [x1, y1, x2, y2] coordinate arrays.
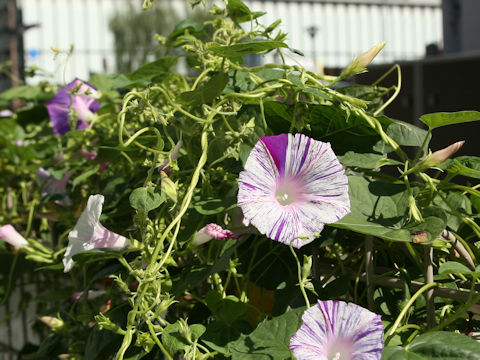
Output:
[[237, 133, 350, 248], [36, 168, 73, 206], [46, 78, 99, 135], [289, 300, 384, 360], [63, 194, 130, 272], [0, 224, 28, 248]]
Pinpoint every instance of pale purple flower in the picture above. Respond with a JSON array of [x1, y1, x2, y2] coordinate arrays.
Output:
[[192, 223, 234, 246], [63, 194, 130, 272], [237, 133, 350, 248], [289, 300, 384, 360], [0, 225, 28, 248], [36, 168, 73, 206], [46, 78, 99, 135]]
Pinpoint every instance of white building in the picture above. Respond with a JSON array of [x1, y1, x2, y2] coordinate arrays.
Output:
[[17, 0, 442, 83]]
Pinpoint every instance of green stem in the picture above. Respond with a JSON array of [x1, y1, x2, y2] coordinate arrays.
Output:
[[147, 320, 173, 360], [386, 282, 438, 338], [289, 244, 310, 308]]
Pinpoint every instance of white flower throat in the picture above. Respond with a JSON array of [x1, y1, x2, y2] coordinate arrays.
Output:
[[275, 181, 299, 206]]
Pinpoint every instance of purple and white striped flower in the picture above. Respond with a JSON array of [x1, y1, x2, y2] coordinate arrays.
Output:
[[237, 134, 350, 248], [289, 300, 384, 360], [46, 78, 100, 135], [63, 194, 130, 272]]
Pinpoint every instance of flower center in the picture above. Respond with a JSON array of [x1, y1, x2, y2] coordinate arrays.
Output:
[[327, 337, 354, 360], [275, 182, 299, 206]]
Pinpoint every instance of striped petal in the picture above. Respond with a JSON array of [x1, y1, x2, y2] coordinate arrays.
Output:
[[237, 133, 350, 248], [289, 300, 384, 360], [63, 194, 130, 272]]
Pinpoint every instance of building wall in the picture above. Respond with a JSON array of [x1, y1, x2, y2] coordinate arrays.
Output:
[[17, 0, 442, 83]]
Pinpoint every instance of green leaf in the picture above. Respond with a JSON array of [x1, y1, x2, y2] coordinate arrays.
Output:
[[438, 261, 475, 275], [167, 19, 205, 43], [205, 291, 249, 323], [227, 0, 265, 23], [383, 117, 430, 147], [177, 72, 229, 106], [439, 156, 480, 179], [208, 40, 287, 58], [420, 111, 480, 130], [202, 320, 252, 355], [382, 331, 480, 359], [228, 307, 305, 360], [192, 195, 237, 215], [72, 165, 100, 189], [162, 321, 206, 356], [129, 57, 177, 80], [72, 249, 122, 266], [338, 152, 387, 169], [0, 85, 52, 101], [332, 177, 446, 243], [129, 186, 165, 217]]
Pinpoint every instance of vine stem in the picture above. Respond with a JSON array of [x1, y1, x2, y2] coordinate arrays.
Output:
[[386, 282, 439, 338], [289, 244, 310, 308], [147, 320, 173, 360]]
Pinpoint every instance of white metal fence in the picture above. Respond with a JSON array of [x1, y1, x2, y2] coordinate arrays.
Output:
[[17, 0, 442, 83]]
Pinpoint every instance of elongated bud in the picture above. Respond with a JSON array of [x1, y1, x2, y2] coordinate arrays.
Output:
[[39, 316, 64, 330], [160, 171, 177, 203], [408, 195, 424, 223], [416, 141, 465, 171], [356, 41, 386, 69], [340, 41, 386, 78]]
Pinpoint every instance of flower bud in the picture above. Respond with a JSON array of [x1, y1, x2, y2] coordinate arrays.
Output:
[[192, 223, 234, 246], [415, 141, 465, 171], [39, 315, 64, 330]]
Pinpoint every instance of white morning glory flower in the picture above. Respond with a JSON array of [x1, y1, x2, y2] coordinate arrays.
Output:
[[237, 133, 350, 248], [63, 194, 130, 272], [0, 224, 28, 249], [289, 300, 384, 360]]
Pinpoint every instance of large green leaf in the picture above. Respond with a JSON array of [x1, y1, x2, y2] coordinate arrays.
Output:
[[420, 111, 480, 130], [332, 176, 446, 243], [208, 40, 287, 58], [382, 331, 480, 359], [228, 307, 305, 360]]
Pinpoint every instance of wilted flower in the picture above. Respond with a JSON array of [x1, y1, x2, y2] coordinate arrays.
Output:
[[46, 78, 99, 135], [192, 223, 234, 246], [289, 300, 384, 360], [0, 224, 28, 248], [81, 148, 98, 161], [63, 194, 130, 272], [238, 133, 350, 248]]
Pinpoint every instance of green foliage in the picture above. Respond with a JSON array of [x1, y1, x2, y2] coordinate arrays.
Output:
[[1, 0, 480, 359]]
